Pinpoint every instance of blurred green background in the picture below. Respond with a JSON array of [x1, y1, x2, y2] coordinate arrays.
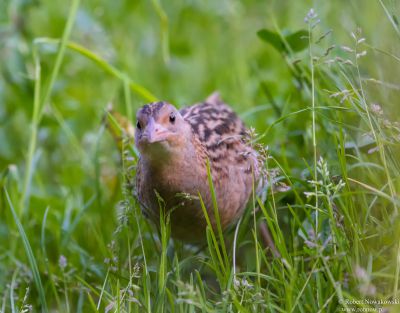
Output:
[[1, 0, 400, 311], [1, 0, 398, 200]]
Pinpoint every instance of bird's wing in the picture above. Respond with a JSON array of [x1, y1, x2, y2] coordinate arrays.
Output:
[[180, 93, 247, 150], [179, 93, 259, 178]]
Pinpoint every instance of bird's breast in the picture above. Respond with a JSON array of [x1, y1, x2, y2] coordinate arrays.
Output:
[[137, 157, 211, 242]]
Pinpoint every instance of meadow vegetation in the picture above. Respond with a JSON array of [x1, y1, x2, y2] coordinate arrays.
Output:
[[1, 0, 400, 312]]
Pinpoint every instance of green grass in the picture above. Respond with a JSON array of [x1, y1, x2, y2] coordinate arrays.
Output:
[[1, 0, 400, 312]]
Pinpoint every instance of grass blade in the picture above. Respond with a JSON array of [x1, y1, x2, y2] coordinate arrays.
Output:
[[205, 160, 229, 270], [5, 188, 48, 313]]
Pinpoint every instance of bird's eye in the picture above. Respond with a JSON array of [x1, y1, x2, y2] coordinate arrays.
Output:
[[169, 112, 176, 123], [136, 121, 142, 130]]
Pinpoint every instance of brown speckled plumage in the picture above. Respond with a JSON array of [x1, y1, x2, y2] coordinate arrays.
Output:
[[134, 92, 261, 242]]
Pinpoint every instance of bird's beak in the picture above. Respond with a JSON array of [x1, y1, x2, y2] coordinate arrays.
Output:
[[143, 118, 169, 143]]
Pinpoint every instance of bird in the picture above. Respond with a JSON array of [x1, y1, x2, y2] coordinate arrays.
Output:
[[134, 92, 262, 243]]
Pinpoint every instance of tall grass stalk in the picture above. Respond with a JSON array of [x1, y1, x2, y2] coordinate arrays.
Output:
[[40, 206, 61, 307], [19, 0, 81, 217], [307, 13, 322, 310], [19, 50, 41, 217], [9, 268, 19, 313]]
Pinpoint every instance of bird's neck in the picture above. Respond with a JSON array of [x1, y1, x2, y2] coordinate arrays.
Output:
[[141, 134, 200, 173]]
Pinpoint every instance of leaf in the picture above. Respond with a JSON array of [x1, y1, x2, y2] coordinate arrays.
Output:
[[257, 28, 309, 53], [257, 29, 285, 52], [285, 30, 309, 52]]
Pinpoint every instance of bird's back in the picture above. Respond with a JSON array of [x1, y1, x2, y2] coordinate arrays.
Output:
[[181, 92, 258, 176]]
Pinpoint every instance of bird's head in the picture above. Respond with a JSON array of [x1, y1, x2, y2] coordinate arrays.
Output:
[[135, 101, 190, 160]]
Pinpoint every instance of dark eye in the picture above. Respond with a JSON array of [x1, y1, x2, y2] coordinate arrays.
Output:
[[169, 112, 176, 123], [136, 121, 142, 130]]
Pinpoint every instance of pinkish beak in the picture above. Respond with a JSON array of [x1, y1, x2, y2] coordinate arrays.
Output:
[[143, 118, 170, 143]]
